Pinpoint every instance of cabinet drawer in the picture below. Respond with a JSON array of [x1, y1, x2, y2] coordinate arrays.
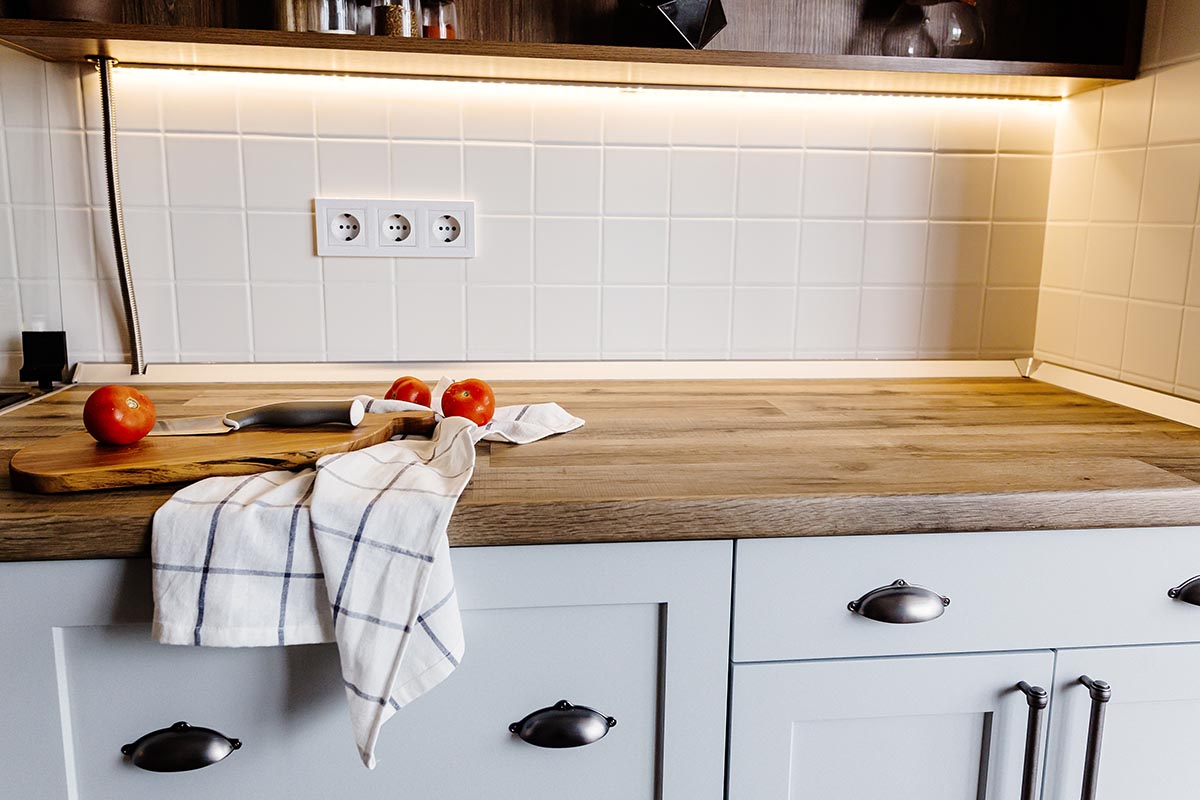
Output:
[[1, 540, 731, 800], [63, 603, 658, 799], [733, 527, 1200, 662]]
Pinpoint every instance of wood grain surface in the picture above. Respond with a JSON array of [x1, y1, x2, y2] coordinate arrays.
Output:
[[2, 377, 1200, 562], [9, 410, 435, 493]]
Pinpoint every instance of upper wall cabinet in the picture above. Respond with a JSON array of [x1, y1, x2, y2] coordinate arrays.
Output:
[[0, 0, 1146, 97]]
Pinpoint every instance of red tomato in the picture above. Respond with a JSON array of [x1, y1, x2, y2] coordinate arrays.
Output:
[[83, 385, 156, 445], [441, 378, 495, 426], [385, 376, 432, 406]]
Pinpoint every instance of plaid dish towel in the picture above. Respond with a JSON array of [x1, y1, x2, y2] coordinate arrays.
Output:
[[151, 385, 583, 768]]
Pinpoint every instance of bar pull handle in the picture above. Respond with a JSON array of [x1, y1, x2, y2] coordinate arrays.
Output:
[[1078, 675, 1112, 800], [1017, 681, 1049, 800]]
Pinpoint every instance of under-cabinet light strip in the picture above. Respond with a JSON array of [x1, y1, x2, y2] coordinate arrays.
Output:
[[114, 63, 1063, 104]]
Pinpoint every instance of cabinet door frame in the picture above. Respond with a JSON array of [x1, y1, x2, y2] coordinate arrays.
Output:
[[728, 650, 1055, 799], [0, 540, 732, 800], [1043, 642, 1200, 800]]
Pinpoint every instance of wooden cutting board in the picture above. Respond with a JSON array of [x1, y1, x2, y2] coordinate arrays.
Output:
[[9, 411, 436, 494]]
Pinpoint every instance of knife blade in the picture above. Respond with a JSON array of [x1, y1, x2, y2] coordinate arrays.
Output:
[[148, 399, 366, 436]]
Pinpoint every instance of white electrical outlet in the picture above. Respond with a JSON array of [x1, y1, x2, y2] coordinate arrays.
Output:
[[314, 199, 475, 258], [326, 208, 367, 246], [377, 208, 417, 247]]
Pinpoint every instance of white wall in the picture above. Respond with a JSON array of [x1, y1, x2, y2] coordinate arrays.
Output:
[[0, 60, 1057, 377], [1034, 2, 1200, 398]]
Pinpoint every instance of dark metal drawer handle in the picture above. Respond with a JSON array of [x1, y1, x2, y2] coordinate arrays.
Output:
[[121, 721, 241, 772], [509, 700, 616, 748], [1079, 676, 1112, 800], [847, 579, 950, 624], [1017, 682, 1049, 800], [1168, 575, 1200, 605]]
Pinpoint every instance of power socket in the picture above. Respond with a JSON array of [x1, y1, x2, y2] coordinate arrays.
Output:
[[314, 199, 475, 258]]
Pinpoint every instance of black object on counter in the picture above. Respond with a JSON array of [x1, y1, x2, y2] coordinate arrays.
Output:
[[619, 0, 727, 49], [19, 331, 68, 391]]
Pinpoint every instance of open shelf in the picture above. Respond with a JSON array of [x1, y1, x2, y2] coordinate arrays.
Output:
[[0, 19, 1131, 98]]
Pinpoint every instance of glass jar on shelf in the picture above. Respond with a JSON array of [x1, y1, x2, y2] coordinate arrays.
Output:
[[308, 0, 358, 33], [372, 0, 423, 37], [421, 0, 458, 40], [881, 0, 984, 59]]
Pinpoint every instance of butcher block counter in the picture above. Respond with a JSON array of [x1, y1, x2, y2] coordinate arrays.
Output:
[[3, 377, 1200, 562]]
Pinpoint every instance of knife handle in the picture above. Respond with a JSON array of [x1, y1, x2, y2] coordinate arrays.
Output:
[[224, 400, 365, 431]]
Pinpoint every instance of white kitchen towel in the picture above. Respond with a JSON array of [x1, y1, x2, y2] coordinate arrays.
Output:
[[151, 390, 583, 768]]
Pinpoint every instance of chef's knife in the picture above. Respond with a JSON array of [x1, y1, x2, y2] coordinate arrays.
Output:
[[148, 399, 366, 436]]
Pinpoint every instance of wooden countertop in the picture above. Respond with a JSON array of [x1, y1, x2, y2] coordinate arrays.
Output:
[[3, 378, 1200, 562]]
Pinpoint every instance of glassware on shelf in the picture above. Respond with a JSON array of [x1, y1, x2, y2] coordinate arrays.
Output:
[[275, 0, 310, 31], [372, 0, 423, 37], [421, 0, 458, 39], [881, 0, 985, 59], [309, 0, 358, 33]]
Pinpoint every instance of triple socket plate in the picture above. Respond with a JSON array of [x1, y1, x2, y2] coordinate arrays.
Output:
[[314, 198, 476, 258]]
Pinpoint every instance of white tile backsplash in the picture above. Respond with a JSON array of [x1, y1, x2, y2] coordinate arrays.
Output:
[[170, 211, 248, 282], [603, 147, 671, 216], [242, 137, 317, 211], [802, 151, 869, 218], [534, 285, 600, 359], [667, 286, 732, 358], [251, 282, 325, 359], [867, 153, 933, 219], [0, 58, 1077, 380], [799, 220, 865, 285], [669, 219, 734, 285], [1036, 51, 1200, 399], [735, 150, 803, 217], [176, 282, 252, 359], [1139, 144, 1200, 223], [165, 135, 243, 208], [468, 216, 533, 284], [733, 220, 799, 285], [1082, 224, 1137, 296], [602, 218, 668, 284], [534, 147, 602, 216], [731, 287, 796, 357], [669, 149, 737, 217], [601, 285, 666, 357], [863, 221, 928, 285], [325, 281, 394, 361], [930, 154, 996, 220], [1090, 149, 1146, 222], [391, 141, 463, 198], [396, 282, 465, 361], [463, 143, 532, 214], [534, 217, 601, 284], [1129, 224, 1192, 302], [466, 284, 532, 359]]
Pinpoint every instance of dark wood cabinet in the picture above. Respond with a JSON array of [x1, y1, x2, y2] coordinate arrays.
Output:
[[0, 0, 1147, 98]]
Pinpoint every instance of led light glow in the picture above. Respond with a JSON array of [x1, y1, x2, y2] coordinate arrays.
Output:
[[113, 65, 1060, 112]]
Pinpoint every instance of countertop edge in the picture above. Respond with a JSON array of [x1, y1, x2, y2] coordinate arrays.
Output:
[[5, 486, 1200, 564]]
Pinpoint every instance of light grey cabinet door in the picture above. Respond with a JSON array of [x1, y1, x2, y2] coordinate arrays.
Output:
[[0, 540, 731, 800], [728, 650, 1055, 800], [1043, 643, 1200, 800]]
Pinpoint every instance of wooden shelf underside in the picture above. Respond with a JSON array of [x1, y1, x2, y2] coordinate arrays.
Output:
[[0, 19, 1131, 97]]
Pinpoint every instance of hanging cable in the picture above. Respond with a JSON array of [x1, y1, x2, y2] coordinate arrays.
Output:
[[88, 55, 146, 375]]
